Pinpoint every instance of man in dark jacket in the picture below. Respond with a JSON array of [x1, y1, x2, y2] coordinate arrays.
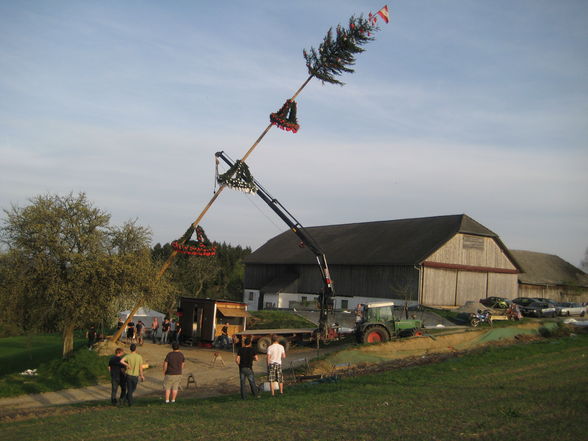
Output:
[[235, 337, 259, 399], [107, 348, 127, 405]]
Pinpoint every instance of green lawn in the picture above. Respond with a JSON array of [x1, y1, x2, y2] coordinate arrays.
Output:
[[2, 334, 586, 441], [0, 334, 85, 377], [0, 334, 104, 398]]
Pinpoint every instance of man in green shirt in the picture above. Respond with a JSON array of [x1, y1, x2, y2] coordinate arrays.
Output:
[[121, 343, 144, 406]]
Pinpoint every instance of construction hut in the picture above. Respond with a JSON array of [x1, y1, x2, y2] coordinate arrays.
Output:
[[178, 297, 250, 344], [243, 214, 521, 309], [510, 250, 588, 303]]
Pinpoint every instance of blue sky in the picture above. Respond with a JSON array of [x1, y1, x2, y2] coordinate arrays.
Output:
[[1, 0, 587, 267]]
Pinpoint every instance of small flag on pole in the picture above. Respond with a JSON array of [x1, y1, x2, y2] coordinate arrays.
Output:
[[376, 5, 390, 24]]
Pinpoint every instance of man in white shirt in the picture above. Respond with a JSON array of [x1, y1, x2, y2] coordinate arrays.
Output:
[[266, 334, 286, 396]]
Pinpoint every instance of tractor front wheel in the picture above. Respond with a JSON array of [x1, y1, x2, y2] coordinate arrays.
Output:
[[362, 327, 389, 344]]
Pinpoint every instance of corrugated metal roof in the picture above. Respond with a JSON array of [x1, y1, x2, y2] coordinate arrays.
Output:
[[245, 214, 511, 266]]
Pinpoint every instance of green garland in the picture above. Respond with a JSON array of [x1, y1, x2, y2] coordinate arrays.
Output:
[[216, 160, 257, 194], [303, 15, 378, 85]]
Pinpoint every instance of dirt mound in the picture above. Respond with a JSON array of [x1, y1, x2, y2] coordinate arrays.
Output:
[[310, 322, 554, 375]]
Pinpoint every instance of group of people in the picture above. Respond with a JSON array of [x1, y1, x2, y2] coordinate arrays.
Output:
[[116, 319, 146, 345], [108, 333, 287, 405], [149, 317, 182, 345], [116, 317, 182, 345]]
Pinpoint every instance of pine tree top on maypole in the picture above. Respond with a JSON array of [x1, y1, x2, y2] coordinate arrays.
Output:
[[303, 10, 387, 85]]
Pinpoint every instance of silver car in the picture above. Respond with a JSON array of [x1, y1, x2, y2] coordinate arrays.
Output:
[[557, 302, 586, 317]]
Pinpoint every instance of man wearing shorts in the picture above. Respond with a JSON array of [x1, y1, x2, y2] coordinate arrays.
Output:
[[163, 342, 185, 403], [266, 334, 286, 396]]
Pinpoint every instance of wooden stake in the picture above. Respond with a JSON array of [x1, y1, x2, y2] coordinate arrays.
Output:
[[110, 75, 314, 343]]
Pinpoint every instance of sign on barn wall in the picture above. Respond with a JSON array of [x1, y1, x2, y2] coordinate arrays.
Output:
[[463, 235, 485, 250]]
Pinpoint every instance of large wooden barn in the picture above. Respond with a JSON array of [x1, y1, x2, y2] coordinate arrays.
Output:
[[510, 250, 588, 303], [243, 214, 521, 310]]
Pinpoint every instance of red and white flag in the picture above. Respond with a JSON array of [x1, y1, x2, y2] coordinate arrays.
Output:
[[376, 5, 390, 24]]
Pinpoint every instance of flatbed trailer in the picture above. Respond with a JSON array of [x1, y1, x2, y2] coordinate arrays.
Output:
[[236, 328, 317, 353]]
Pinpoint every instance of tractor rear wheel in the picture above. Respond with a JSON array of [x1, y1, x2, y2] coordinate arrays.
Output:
[[362, 326, 389, 344]]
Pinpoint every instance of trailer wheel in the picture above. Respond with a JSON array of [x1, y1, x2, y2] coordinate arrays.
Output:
[[256, 337, 272, 354], [278, 337, 290, 352], [362, 326, 389, 344]]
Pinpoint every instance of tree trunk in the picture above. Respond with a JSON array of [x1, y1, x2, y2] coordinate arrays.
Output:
[[62, 322, 75, 358]]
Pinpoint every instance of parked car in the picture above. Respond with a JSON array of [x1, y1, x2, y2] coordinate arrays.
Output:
[[517, 301, 557, 318], [533, 298, 562, 315], [511, 297, 539, 307], [557, 302, 586, 317], [479, 297, 511, 309]]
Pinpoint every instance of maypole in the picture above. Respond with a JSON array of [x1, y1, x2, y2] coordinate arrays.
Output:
[[110, 6, 390, 343]]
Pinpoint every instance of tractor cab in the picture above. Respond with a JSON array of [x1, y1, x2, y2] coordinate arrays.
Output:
[[357, 301, 422, 343]]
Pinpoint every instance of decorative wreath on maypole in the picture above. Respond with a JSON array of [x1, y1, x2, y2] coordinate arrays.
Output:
[[171, 225, 216, 256], [216, 158, 257, 194], [270, 99, 299, 133]]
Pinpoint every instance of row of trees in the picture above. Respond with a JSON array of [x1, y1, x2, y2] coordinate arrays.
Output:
[[0, 193, 251, 356]]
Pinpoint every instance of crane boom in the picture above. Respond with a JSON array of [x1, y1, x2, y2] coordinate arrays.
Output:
[[215, 151, 335, 338]]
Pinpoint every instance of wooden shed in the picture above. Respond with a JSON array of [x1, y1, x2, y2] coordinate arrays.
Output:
[[510, 250, 588, 303], [243, 214, 521, 308], [178, 297, 250, 344]]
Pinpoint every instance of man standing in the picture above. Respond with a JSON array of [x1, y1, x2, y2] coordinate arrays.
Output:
[[151, 317, 159, 343], [266, 334, 286, 396], [136, 320, 144, 346], [161, 318, 171, 345], [121, 343, 144, 406], [236, 337, 259, 399], [107, 348, 127, 405], [163, 342, 185, 403], [174, 321, 182, 344]]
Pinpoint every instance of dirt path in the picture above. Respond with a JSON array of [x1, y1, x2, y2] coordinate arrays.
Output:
[[0, 340, 336, 417]]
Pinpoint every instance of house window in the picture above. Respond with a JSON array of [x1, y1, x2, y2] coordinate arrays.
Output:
[[341, 300, 349, 309], [248, 292, 254, 301], [301, 296, 307, 302]]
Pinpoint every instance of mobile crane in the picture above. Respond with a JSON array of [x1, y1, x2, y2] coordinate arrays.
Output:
[[215, 151, 336, 342]]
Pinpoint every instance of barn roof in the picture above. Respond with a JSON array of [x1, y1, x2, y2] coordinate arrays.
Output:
[[245, 214, 511, 266], [510, 250, 588, 287]]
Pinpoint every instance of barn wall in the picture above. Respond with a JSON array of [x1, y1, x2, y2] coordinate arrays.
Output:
[[421, 267, 518, 306], [421, 268, 457, 305], [488, 273, 518, 299], [456, 271, 487, 305], [428, 234, 516, 270], [518, 284, 588, 303]]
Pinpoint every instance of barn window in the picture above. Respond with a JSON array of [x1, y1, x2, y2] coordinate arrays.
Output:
[[248, 292, 254, 301], [463, 235, 484, 250]]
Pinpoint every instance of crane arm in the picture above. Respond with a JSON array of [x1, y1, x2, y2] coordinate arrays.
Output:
[[215, 151, 334, 337]]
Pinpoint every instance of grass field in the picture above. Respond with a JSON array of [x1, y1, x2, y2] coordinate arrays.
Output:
[[1, 334, 586, 441], [0, 334, 85, 377], [0, 335, 105, 398]]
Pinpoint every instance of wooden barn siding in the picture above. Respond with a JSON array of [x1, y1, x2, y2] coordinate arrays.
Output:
[[421, 268, 457, 305], [519, 284, 588, 303], [421, 268, 518, 306], [244, 263, 419, 300], [428, 234, 516, 270], [456, 271, 487, 305], [488, 273, 518, 299]]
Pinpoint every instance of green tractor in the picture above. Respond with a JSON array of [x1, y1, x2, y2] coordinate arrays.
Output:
[[356, 302, 423, 344]]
